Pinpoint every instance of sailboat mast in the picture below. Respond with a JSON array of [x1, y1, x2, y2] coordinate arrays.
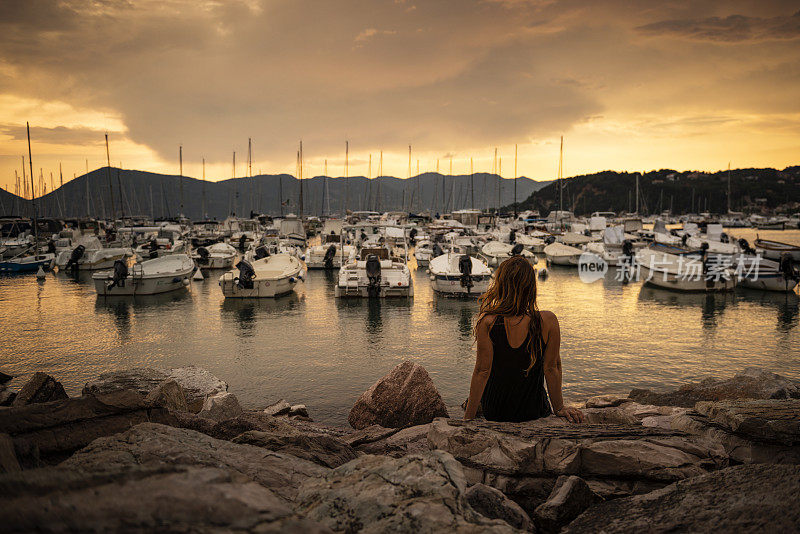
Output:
[[635, 172, 639, 215], [727, 162, 731, 214], [179, 145, 183, 217], [298, 141, 304, 220], [323, 159, 329, 216], [377, 151, 382, 213], [470, 157, 474, 209], [26, 123, 38, 248], [232, 151, 236, 216], [105, 133, 116, 220], [202, 158, 206, 218], [344, 141, 349, 215], [558, 136, 563, 214]]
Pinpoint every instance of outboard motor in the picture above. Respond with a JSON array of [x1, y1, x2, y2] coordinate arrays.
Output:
[[235, 260, 256, 289], [458, 254, 473, 292], [323, 245, 337, 269], [47, 239, 56, 254], [738, 238, 755, 255], [508, 229, 516, 244], [238, 234, 248, 252], [700, 242, 710, 274], [544, 235, 556, 245], [681, 233, 689, 247], [65, 244, 86, 272], [583, 229, 592, 237], [107, 259, 128, 289], [196, 247, 210, 265], [365, 254, 382, 298], [780, 253, 799, 282], [409, 228, 418, 245], [360, 230, 367, 243], [720, 232, 730, 244], [621, 240, 634, 259], [432, 243, 444, 257], [148, 238, 159, 259], [510, 243, 524, 256], [254, 246, 270, 260]]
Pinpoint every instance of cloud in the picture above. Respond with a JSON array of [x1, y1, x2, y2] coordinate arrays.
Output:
[[637, 10, 800, 43], [0, 124, 108, 146], [354, 28, 397, 45]]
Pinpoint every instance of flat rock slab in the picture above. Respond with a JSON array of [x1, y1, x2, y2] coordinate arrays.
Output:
[[695, 399, 800, 445], [232, 430, 359, 468], [83, 366, 227, 412], [61, 422, 328, 503], [565, 464, 800, 533], [0, 465, 331, 533], [629, 367, 800, 408], [297, 451, 520, 533]]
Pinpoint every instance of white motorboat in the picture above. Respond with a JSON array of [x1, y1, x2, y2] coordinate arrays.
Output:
[[134, 229, 187, 261], [192, 242, 237, 270], [219, 252, 305, 298], [414, 239, 435, 266], [279, 216, 307, 249], [583, 226, 641, 267], [635, 247, 735, 292], [514, 233, 546, 253], [306, 223, 355, 269], [55, 236, 132, 271], [93, 254, 195, 296], [544, 242, 583, 266], [481, 241, 536, 267], [0, 236, 34, 259], [335, 246, 413, 298], [734, 255, 799, 292], [429, 252, 492, 296]]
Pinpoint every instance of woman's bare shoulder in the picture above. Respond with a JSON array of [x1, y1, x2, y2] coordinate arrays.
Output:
[[477, 314, 497, 326], [539, 310, 559, 328]]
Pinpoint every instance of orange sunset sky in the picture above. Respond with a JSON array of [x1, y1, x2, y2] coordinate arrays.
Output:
[[0, 0, 798, 192]]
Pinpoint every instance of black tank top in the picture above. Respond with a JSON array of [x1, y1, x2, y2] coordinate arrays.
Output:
[[481, 316, 552, 422]]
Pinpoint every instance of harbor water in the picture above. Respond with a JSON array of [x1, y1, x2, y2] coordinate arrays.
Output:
[[0, 229, 798, 426]]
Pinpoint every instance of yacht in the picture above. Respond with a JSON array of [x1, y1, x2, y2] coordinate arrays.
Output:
[[191, 242, 237, 270], [93, 254, 195, 296], [219, 248, 305, 298]]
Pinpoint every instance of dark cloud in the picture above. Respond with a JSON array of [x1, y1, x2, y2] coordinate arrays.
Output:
[[0, 124, 107, 146], [637, 10, 800, 42]]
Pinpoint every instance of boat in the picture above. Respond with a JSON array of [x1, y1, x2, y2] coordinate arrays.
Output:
[[0, 253, 55, 273], [514, 233, 546, 253], [305, 220, 355, 269], [734, 255, 799, 292], [219, 251, 305, 298], [543, 242, 583, 266], [55, 236, 132, 271], [635, 247, 735, 292], [481, 241, 536, 267], [582, 226, 641, 267], [754, 238, 800, 262], [278, 216, 307, 249], [429, 251, 492, 296], [335, 245, 413, 298], [0, 236, 34, 259], [414, 239, 436, 266], [133, 228, 187, 261], [93, 254, 196, 296], [191, 242, 237, 270]]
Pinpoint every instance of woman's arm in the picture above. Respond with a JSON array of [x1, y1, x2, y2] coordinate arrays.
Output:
[[464, 315, 494, 420], [541, 311, 584, 423]]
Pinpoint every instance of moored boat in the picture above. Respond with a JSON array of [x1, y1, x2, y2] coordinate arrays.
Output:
[[635, 247, 735, 292], [219, 253, 305, 298], [544, 242, 582, 266], [93, 254, 195, 296], [754, 238, 800, 262], [429, 252, 492, 296], [191, 242, 237, 270]]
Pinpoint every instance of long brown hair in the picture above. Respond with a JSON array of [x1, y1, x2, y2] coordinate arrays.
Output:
[[476, 255, 543, 374]]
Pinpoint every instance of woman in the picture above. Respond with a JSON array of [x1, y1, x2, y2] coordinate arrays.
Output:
[[464, 255, 584, 423]]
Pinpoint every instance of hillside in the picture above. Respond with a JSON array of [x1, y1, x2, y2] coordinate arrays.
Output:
[[3, 169, 550, 220], [513, 167, 800, 216]]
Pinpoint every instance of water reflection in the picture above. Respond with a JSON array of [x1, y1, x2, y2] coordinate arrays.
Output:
[[736, 289, 800, 332], [432, 297, 478, 339], [221, 293, 301, 336]]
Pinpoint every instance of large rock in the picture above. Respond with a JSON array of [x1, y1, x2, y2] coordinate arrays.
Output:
[[198, 391, 244, 421], [348, 361, 449, 430], [232, 430, 359, 468], [297, 451, 519, 532], [465, 483, 535, 532], [427, 418, 725, 513], [565, 464, 800, 533], [355, 423, 432, 457], [144, 379, 188, 411], [0, 390, 175, 467], [11, 372, 68, 406], [0, 465, 331, 533], [62, 422, 328, 503], [671, 399, 800, 464], [83, 366, 227, 412], [629, 367, 800, 408], [533, 476, 600, 533]]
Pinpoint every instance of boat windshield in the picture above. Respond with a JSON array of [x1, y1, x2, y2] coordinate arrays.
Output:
[[360, 248, 389, 260]]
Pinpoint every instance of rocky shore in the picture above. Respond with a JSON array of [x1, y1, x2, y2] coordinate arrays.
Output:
[[0, 363, 798, 533]]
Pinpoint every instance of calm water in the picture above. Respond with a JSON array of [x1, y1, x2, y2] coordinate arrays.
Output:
[[1, 229, 798, 426]]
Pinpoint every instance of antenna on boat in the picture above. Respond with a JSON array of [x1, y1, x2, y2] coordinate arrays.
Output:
[[105, 132, 116, 220]]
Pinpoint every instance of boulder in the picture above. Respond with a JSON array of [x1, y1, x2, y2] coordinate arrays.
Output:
[[0, 389, 15, 406], [289, 404, 309, 418], [355, 423, 432, 457], [0, 390, 174, 467], [232, 430, 359, 468], [533, 476, 600, 533], [466, 483, 535, 531], [144, 379, 188, 411], [264, 399, 292, 416], [629, 367, 800, 408], [565, 464, 800, 533], [297, 451, 519, 532], [348, 360, 449, 430], [0, 465, 331, 533], [427, 418, 725, 512], [83, 366, 227, 412], [61, 422, 328, 503], [0, 433, 21, 473], [198, 392, 244, 421], [11, 372, 68, 406]]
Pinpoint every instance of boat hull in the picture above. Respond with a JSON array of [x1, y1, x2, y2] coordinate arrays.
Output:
[[0, 255, 55, 273], [219, 275, 299, 298], [194, 256, 236, 270], [93, 274, 191, 296], [738, 273, 799, 292], [334, 284, 413, 298], [432, 277, 490, 296], [639, 263, 736, 292]]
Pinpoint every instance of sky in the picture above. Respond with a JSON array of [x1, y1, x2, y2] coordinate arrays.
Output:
[[0, 0, 798, 195]]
